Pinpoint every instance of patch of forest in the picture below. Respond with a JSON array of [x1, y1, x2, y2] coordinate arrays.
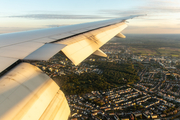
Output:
[[53, 61, 140, 95]]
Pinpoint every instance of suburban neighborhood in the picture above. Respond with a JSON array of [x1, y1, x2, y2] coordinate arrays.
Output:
[[32, 42, 180, 120]]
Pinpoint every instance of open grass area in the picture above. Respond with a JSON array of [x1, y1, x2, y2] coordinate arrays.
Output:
[[130, 47, 180, 57], [130, 47, 158, 56], [157, 47, 180, 57]]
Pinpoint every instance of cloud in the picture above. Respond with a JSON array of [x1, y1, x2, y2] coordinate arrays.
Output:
[[146, 0, 180, 5], [100, 0, 180, 18], [99, 10, 144, 17], [140, 6, 180, 13], [8, 14, 113, 20], [46, 24, 70, 28], [100, 7, 180, 18], [142, 0, 180, 13]]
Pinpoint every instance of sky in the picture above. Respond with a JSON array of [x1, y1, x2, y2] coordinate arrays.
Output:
[[0, 0, 180, 34]]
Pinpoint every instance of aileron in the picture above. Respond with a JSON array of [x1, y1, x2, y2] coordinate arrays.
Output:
[[24, 43, 66, 61]]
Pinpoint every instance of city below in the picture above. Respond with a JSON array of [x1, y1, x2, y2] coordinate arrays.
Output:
[[31, 36, 180, 120]]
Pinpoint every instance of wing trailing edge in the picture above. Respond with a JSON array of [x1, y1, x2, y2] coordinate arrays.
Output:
[[24, 43, 66, 60]]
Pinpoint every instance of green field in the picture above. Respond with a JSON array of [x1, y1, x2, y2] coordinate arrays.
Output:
[[130, 47, 158, 56], [130, 47, 180, 57]]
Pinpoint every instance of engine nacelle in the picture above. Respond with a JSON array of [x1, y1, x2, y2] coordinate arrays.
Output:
[[0, 63, 70, 120]]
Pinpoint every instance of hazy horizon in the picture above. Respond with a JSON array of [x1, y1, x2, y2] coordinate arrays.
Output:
[[0, 0, 180, 34]]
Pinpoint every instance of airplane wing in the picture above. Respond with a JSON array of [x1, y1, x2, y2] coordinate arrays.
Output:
[[0, 15, 142, 73], [0, 15, 143, 120]]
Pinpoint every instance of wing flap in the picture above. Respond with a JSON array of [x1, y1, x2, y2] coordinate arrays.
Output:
[[0, 57, 18, 73], [67, 43, 98, 65], [0, 42, 44, 59], [24, 43, 66, 60]]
